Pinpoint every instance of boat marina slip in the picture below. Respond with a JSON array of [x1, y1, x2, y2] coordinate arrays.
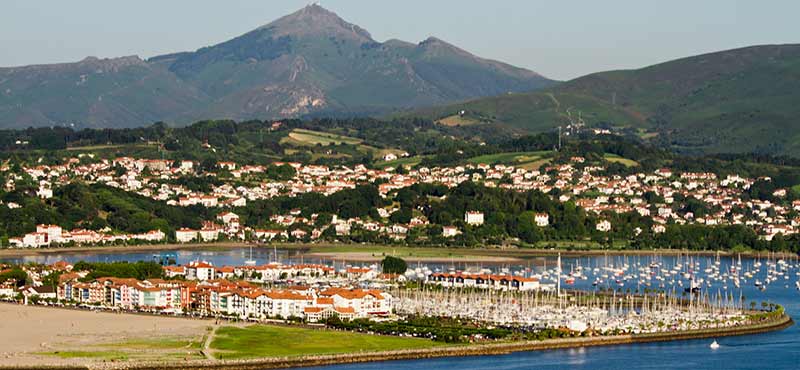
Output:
[[0, 247, 795, 369]]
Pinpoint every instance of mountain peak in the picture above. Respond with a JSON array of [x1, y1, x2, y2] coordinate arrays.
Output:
[[258, 4, 373, 42]]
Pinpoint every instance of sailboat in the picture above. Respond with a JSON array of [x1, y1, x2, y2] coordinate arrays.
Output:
[[244, 245, 256, 266], [709, 340, 720, 349]]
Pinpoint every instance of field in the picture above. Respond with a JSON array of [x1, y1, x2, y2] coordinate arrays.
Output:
[[281, 128, 364, 146], [210, 324, 443, 359], [468, 151, 552, 168], [281, 128, 403, 158], [376, 155, 427, 169], [64, 143, 155, 151], [436, 114, 482, 126], [603, 153, 639, 167], [0, 304, 210, 366]]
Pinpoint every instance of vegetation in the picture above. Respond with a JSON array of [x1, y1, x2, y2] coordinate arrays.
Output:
[[0, 182, 206, 242], [38, 337, 205, 362], [407, 44, 800, 157], [325, 316, 569, 343], [72, 261, 165, 281], [210, 324, 442, 359], [380, 256, 408, 274]]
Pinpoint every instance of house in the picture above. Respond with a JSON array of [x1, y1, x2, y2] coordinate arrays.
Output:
[[217, 212, 240, 226], [442, 226, 460, 237], [290, 229, 308, 239], [335, 223, 351, 236], [534, 213, 549, 227], [22, 232, 49, 248], [20, 285, 57, 300], [37, 224, 63, 244], [254, 229, 284, 241], [464, 211, 484, 226], [426, 273, 540, 292], [218, 162, 237, 171], [163, 265, 186, 278], [175, 228, 198, 243], [596, 220, 612, 232], [199, 223, 221, 242], [186, 261, 216, 281]]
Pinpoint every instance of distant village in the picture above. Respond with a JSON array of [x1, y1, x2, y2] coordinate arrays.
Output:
[[4, 153, 799, 248]]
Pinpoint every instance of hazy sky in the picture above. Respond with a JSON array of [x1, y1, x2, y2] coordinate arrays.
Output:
[[1, 1, 797, 80]]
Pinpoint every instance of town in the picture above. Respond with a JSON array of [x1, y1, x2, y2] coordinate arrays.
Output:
[[3, 153, 798, 249], [2, 259, 394, 323]]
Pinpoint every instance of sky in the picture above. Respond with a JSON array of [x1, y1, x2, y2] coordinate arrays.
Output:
[[0, 1, 797, 80]]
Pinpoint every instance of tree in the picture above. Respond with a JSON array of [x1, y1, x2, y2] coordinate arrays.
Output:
[[0, 268, 28, 287], [381, 256, 407, 274]]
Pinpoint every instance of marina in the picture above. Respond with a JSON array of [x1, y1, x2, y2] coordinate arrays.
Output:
[[1, 246, 797, 370]]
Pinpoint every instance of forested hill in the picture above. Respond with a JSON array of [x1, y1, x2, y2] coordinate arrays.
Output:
[[407, 44, 800, 157], [0, 4, 553, 129]]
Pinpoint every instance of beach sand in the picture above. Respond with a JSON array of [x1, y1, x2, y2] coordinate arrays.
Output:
[[0, 304, 211, 367]]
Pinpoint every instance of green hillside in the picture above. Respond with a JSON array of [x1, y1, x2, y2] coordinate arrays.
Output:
[[409, 44, 800, 157]]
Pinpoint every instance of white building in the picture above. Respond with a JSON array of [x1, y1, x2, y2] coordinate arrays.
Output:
[[596, 220, 612, 232], [36, 224, 62, 244], [464, 211, 485, 226], [175, 228, 198, 243], [442, 226, 460, 237], [534, 213, 549, 227], [186, 261, 216, 281]]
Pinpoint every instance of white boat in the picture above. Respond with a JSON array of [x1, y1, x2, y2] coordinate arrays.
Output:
[[709, 340, 720, 349], [244, 245, 256, 266]]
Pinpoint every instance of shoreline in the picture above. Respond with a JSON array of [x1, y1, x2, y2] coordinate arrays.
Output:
[[0, 242, 796, 261], [3, 312, 791, 370]]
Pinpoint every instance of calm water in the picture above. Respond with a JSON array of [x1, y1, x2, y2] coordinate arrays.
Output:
[[3, 248, 799, 369]]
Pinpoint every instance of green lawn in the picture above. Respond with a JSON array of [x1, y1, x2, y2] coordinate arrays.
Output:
[[211, 325, 443, 359], [376, 155, 426, 169], [603, 153, 639, 167], [37, 336, 205, 362], [467, 151, 551, 166]]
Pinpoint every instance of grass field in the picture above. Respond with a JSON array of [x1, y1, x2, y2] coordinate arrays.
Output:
[[603, 153, 639, 167], [436, 114, 482, 126], [281, 128, 363, 146], [376, 155, 426, 169], [38, 337, 205, 362], [467, 151, 552, 168], [281, 128, 403, 158], [210, 325, 442, 359], [64, 143, 155, 151]]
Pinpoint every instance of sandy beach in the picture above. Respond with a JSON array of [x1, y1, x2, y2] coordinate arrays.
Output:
[[0, 304, 212, 367]]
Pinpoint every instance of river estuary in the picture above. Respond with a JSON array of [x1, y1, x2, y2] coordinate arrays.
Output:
[[3, 247, 799, 369]]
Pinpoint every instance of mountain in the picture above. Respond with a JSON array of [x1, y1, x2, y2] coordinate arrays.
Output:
[[410, 44, 800, 156], [0, 4, 555, 129]]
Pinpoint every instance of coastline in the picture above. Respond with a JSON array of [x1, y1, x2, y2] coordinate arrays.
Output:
[[3, 312, 790, 370], [0, 241, 796, 261]]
